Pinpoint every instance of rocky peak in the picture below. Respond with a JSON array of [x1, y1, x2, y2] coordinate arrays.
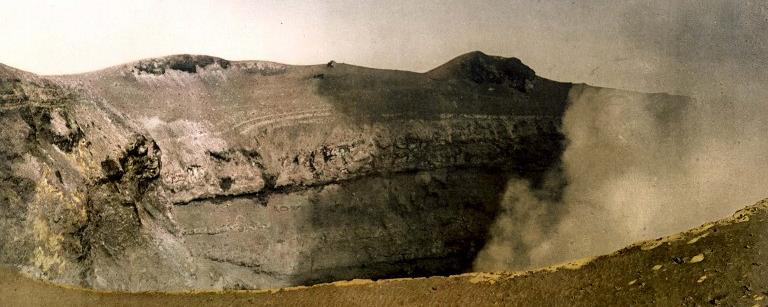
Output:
[[427, 51, 536, 92]]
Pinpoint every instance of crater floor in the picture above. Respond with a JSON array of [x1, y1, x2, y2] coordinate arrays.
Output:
[[2, 200, 766, 306]]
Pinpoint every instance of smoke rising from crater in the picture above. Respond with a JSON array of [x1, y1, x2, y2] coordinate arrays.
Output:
[[477, 82, 768, 271], [476, 1, 768, 270]]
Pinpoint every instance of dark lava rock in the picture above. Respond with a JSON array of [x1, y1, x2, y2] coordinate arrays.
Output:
[[133, 54, 230, 75]]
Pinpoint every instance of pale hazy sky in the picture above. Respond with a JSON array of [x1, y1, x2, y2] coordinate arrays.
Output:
[[1, 0, 766, 94]]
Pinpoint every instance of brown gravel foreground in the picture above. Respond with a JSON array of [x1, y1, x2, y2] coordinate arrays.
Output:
[[2, 200, 768, 307]]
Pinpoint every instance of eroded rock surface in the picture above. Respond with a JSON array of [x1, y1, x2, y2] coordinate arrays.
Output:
[[0, 52, 683, 291]]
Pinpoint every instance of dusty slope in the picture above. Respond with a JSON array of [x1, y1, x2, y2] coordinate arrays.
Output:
[[2, 199, 766, 306], [0, 52, 691, 291]]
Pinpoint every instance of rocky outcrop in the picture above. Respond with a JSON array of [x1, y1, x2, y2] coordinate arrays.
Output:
[[0, 52, 683, 291], [133, 55, 231, 75]]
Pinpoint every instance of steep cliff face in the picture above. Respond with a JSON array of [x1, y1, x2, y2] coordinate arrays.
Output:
[[1, 52, 575, 291]]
